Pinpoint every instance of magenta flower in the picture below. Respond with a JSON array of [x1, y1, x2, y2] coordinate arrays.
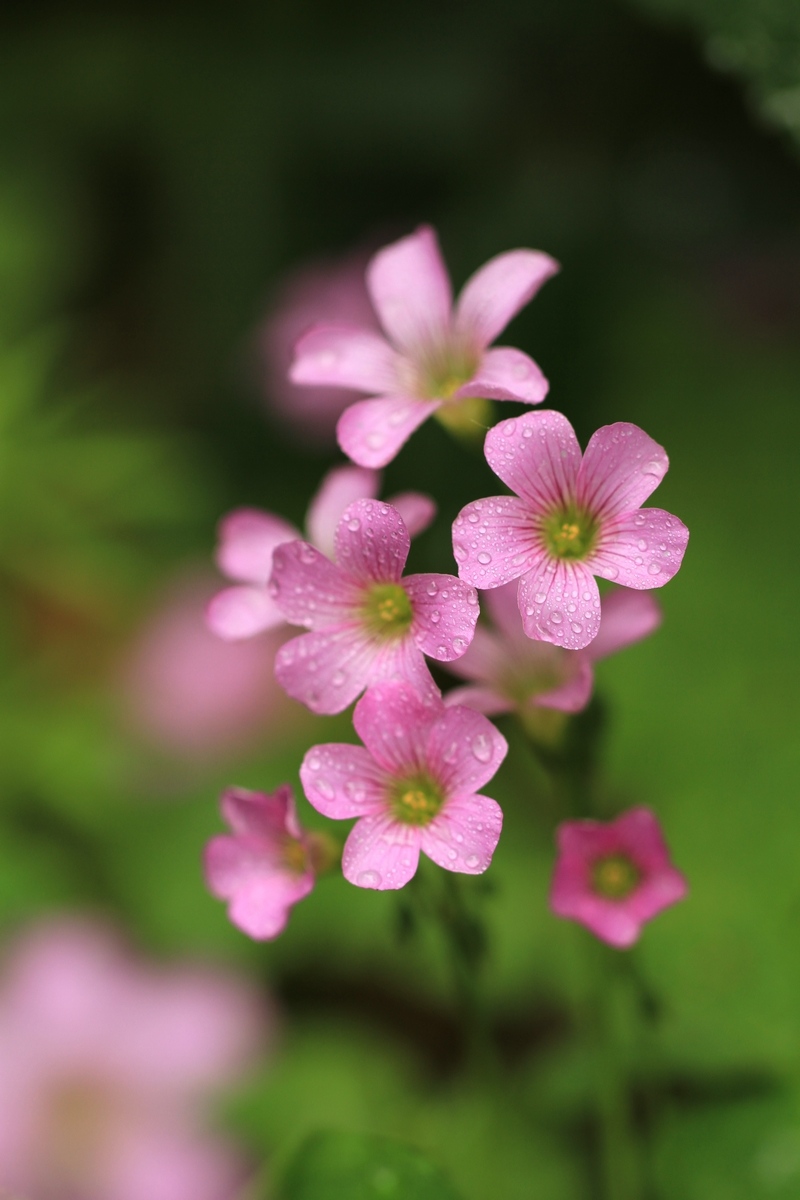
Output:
[[204, 784, 319, 940], [300, 682, 506, 890], [549, 808, 688, 948], [453, 411, 689, 650], [270, 498, 479, 715], [445, 583, 662, 716], [291, 226, 559, 468], [0, 918, 268, 1200], [207, 464, 435, 640]]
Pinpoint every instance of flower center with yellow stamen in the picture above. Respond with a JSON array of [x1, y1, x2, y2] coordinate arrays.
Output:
[[541, 505, 598, 559], [390, 773, 444, 826], [362, 582, 414, 639], [592, 854, 641, 900], [283, 838, 309, 874]]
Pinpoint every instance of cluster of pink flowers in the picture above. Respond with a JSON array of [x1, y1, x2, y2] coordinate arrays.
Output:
[[204, 225, 689, 949]]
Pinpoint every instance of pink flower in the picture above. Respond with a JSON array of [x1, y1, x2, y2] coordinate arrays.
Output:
[[207, 464, 435, 641], [270, 499, 479, 715], [291, 226, 558, 468], [445, 583, 662, 716], [453, 411, 689, 650], [300, 682, 506, 890], [0, 917, 268, 1200], [204, 785, 318, 940], [549, 808, 688, 948]]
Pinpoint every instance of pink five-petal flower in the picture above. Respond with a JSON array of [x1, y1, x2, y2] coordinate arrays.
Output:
[[290, 226, 559, 468], [271, 499, 479, 715], [453, 412, 689, 651], [549, 807, 688, 948], [207, 465, 435, 640], [444, 583, 662, 716], [300, 681, 507, 890], [204, 784, 318, 940]]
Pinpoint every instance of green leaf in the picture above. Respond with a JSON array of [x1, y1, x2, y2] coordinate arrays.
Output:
[[280, 1131, 463, 1200]]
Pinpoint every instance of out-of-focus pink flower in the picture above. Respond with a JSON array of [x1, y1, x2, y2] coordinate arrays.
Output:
[[259, 248, 380, 445], [549, 808, 688, 948], [453, 412, 689, 650], [291, 226, 558, 468], [300, 681, 506, 890], [270, 499, 479, 715], [0, 917, 269, 1200], [445, 584, 662, 716], [204, 785, 319, 940], [207, 465, 436, 641], [121, 571, 299, 763]]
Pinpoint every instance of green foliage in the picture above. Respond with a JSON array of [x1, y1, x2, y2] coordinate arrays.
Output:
[[279, 1132, 463, 1200]]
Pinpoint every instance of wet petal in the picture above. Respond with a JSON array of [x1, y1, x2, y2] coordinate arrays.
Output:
[[270, 540, 360, 627], [484, 410, 581, 512], [589, 509, 689, 589], [420, 793, 503, 874], [452, 495, 542, 588], [455, 248, 559, 348], [578, 423, 670, 520], [300, 743, 387, 817], [274, 626, 376, 714], [305, 465, 379, 558], [337, 394, 439, 469], [367, 226, 452, 356], [456, 346, 549, 404], [333, 499, 409, 584], [387, 490, 436, 538], [405, 573, 479, 661], [517, 558, 601, 650], [353, 682, 440, 774], [426, 704, 508, 795], [342, 812, 421, 890], [290, 323, 402, 393]]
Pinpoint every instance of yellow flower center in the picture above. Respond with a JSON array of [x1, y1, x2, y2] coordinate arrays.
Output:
[[391, 774, 444, 826], [541, 505, 599, 559], [362, 582, 414, 639], [592, 854, 640, 899]]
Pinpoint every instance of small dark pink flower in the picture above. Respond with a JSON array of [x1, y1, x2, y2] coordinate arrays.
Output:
[[550, 808, 688, 948], [204, 785, 318, 940], [291, 226, 558, 468], [300, 682, 507, 890], [445, 583, 661, 716], [453, 411, 689, 650], [207, 464, 435, 641], [270, 499, 479, 715]]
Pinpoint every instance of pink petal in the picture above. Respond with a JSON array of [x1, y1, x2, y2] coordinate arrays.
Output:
[[305, 465, 380, 558], [387, 490, 437, 538], [577, 423, 670, 519], [353, 682, 440, 775], [587, 588, 662, 662], [371, 636, 442, 704], [443, 683, 514, 715], [290, 323, 402, 392], [405, 573, 479, 661], [205, 835, 279, 897], [484, 579, 532, 643], [426, 704, 508, 794], [342, 811, 421, 890], [456, 347, 549, 404], [613, 806, 679, 874], [337, 394, 439, 469], [205, 584, 284, 640], [367, 226, 452, 356], [484, 410, 582, 512], [589, 509, 689, 589], [517, 558, 601, 649], [626, 867, 688, 926], [228, 870, 314, 940], [444, 625, 507, 686], [108, 1119, 247, 1200], [269, 540, 360, 627], [420, 792, 503, 874], [452, 494, 543, 588], [455, 248, 560, 349], [334, 499, 409, 583], [300, 742, 387, 818], [534, 659, 593, 712], [220, 784, 294, 839], [275, 626, 376, 714], [215, 509, 299, 584]]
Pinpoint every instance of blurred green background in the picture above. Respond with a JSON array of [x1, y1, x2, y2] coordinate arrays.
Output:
[[1, 1, 800, 1196]]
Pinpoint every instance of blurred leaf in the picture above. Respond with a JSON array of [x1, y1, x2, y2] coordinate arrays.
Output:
[[279, 1131, 463, 1200]]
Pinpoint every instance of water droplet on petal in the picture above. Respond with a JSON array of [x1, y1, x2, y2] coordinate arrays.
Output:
[[316, 779, 334, 800], [477, 551, 492, 565], [551, 611, 563, 624], [331, 669, 347, 687], [347, 517, 361, 532], [465, 854, 480, 869], [299, 544, 317, 564], [306, 755, 321, 771], [452, 636, 467, 654], [467, 511, 480, 525], [357, 869, 382, 888], [648, 561, 661, 575], [472, 733, 493, 763], [426, 580, 438, 596]]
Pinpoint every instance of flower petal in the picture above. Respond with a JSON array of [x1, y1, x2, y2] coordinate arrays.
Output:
[[274, 626, 376, 714], [205, 585, 283, 640], [534, 659, 593, 712], [589, 509, 689, 589], [426, 704, 508, 795], [578, 423, 670, 520], [517, 558, 601, 650], [484, 410, 582, 512], [371, 637, 442, 704], [227, 871, 314, 940], [443, 625, 506, 686], [305, 465, 379, 558], [443, 684, 514, 716], [387, 490, 437, 538], [269, 540, 360, 628], [353, 682, 440, 775], [420, 792, 503, 874], [300, 743, 387, 817], [455, 248, 560, 348], [587, 588, 662, 662], [215, 509, 300, 584], [343, 812, 421, 889], [334, 499, 409, 583], [337, 394, 439, 468], [405, 573, 479, 661], [456, 347, 549, 404], [220, 785, 294, 839], [290, 323, 402, 393], [452, 495, 543, 588], [367, 226, 452, 356]]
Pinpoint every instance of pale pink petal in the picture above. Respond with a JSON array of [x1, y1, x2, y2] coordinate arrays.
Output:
[[426, 704, 508, 794], [305, 465, 380, 557], [484, 579, 531, 643], [443, 683, 513, 715], [589, 509, 689, 589], [456, 346, 549, 404], [455, 248, 560, 348], [484, 410, 582, 511], [367, 226, 452, 355], [534, 659, 593, 712], [334, 499, 409, 583], [452, 495, 543, 588], [290, 323, 402, 392], [518, 558, 601, 649], [108, 1119, 247, 1200], [552, 889, 643, 948], [227, 869, 314, 940], [353, 682, 439, 775], [220, 784, 294, 838], [206, 585, 283, 640], [577, 423, 670, 519], [387, 490, 437, 538], [444, 625, 507, 685], [371, 636, 442, 704], [269, 540, 361, 627], [587, 589, 662, 662], [342, 811, 421, 890], [300, 742, 387, 817], [420, 792, 503, 873], [614, 806, 680, 874], [337, 394, 439, 468], [626, 867, 688, 926], [405, 573, 479, 661], [205, 835, 280, 898], [215, 509, 299, 584], [275, 626, 376, 714]]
